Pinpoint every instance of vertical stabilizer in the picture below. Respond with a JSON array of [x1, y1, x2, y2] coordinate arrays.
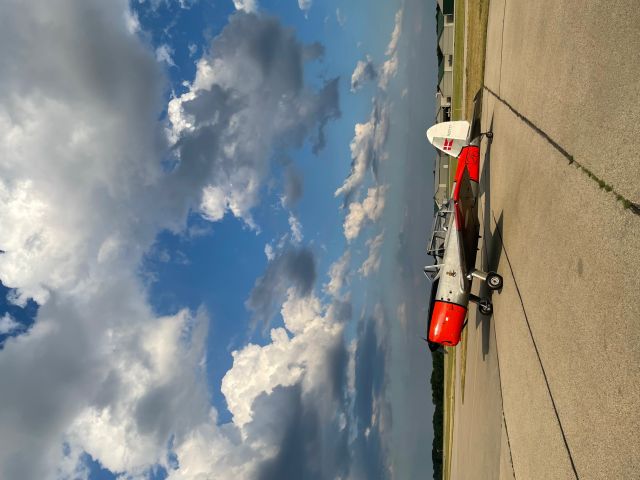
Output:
[[426, 121, 470, 158]]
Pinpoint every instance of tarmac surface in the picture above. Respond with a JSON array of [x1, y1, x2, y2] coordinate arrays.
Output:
[[448, 0, 640, 479]]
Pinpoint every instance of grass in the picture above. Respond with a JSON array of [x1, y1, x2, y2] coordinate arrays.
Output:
[[442, 346, 456, 480], [574, 162, 639, 214], [464, 0, 491, 121], [451, 0, 465, 122]]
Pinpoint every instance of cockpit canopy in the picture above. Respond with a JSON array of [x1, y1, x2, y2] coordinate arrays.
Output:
[[426, 201, 452, 259]]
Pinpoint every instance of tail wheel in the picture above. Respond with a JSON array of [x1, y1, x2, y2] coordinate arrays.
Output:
[[478, 299, 493, 315], [486, 272, 503, 290]]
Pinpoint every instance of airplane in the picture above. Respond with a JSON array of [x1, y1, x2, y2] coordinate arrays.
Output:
[[422, 112, 503, 348]]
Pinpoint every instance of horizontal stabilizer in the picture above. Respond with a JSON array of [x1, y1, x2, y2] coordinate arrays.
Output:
[[426, 121, 470, 158]]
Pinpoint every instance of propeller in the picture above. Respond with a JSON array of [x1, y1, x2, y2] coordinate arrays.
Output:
[[420, 336, 447, 354]]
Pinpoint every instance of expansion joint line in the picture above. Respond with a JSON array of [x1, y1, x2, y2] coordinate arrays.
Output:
[[491, 210, 580, 480], [483, 85, 640, 216]]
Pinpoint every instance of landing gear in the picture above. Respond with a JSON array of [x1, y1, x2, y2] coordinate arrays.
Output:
[[478, 299, 493, 315], [468, 269, 503, 291], [469, 294, 493, 315], [486, 272, 503, 290]]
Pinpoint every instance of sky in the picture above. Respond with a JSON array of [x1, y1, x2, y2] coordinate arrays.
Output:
[[0, 0, 437, 479]]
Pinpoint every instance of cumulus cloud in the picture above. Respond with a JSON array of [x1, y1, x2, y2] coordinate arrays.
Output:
[[168, 13, 339, 226], [343, 186, 388, 242], [0, 3, 186, 472], [359, 232, 384, 277], [324, 250, 352, 297], [0, 3, 344, 479], [378, 8, 403, 90], [246, 247, 316, 327], [173, 286, 351, 480], [336, 6, 401, 216], [351, 56, 377, 92], [346, 305, 392, 480], [385, 8, 403, 57], [228, 290, 341, 424], [335, 101, 390, 206]]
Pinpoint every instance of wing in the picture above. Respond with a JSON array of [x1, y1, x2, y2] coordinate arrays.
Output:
[[454, 166, 480, 272]]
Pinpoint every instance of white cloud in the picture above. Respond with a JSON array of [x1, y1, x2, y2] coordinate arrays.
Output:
[[336, 8, 347, 27], [288, 213, 303, 244], [68, 309, 211, 474], [385, 8, 403, 57], [0, 3, 343, 479], [0, 314, 21, 335], [359, 232, 384, 277], [124, 8, 141, 34], [334, 102, 390, 204], [0, 0, 168, 305], [324, 250, 351, 297], [264, 243, 275, 261], [298, 0, 312, 13], [156, 44, 176, 67], [350, 56, 377, 92], [378, 8, 403, 90], [222, 288, 343, 427], [168, 14, 339, 227], [233, 0, 258, 12], [200, 185, 228, 222], [343, 186, 388, 242], [378, 57, 399, 91]]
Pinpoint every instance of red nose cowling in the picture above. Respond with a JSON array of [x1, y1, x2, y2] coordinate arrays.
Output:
[[429, 301, 467, 346]]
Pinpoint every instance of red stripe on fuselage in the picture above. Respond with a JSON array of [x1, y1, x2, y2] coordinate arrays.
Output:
[[428, 301, 467, 346]]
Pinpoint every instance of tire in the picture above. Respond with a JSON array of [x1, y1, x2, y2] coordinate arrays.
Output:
[[479, 299, 493, 315], [486, 272, 503, 290]]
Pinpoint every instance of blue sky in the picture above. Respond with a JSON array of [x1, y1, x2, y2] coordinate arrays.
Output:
[[0, 0, 437, 479]]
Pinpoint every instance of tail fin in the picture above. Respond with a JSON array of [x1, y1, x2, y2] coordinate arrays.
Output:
[[426, 121, 470, 158]]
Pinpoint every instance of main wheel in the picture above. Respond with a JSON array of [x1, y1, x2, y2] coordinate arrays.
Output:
[[486, 272, 503, 290], [478, 299, 493, 315]]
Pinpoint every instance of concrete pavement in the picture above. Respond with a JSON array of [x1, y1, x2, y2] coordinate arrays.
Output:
[[448, 1, 640, 478]]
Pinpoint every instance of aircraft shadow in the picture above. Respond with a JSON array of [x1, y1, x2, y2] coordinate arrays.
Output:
[[474, 114, 505, 360]]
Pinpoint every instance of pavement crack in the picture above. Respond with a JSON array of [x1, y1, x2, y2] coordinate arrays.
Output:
[[483, 86, 640, 216], [498, 0, 507, 93], [491, 210, 581, 480]]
